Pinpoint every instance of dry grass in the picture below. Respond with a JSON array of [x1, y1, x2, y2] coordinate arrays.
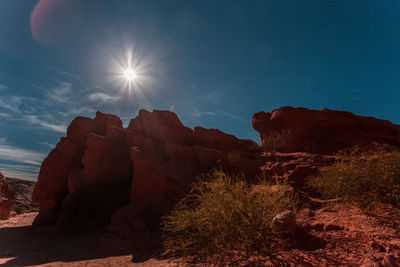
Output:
[[262, 130, 291, 152], [308, 147, 400, 214], [161, 170, 296, 265]]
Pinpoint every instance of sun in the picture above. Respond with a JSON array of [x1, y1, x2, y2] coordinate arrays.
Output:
[[124, 68, 136, 81]]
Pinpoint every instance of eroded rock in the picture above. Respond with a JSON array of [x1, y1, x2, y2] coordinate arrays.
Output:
[[253, 106, 400, 154], [32, 109, 263, 234], [32, 111, 123, 225], [0, 171, 16, 220]]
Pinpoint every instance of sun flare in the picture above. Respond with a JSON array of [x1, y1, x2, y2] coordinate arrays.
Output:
[[124, 68, 136, 81]]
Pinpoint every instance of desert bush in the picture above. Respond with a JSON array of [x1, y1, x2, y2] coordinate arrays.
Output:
[[308, 147, 400, 213], [14, 204, 30, 214], [13, 204, 39, 214], [161, 170, 295, 264], [262, 130, 290, 152]]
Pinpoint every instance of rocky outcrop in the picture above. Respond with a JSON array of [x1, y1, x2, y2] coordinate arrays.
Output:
[[261, 152, 335, 187], [253, 106, 400, 154], [0, 171, 16, 220], [32, 111, 123, 225], [6, 177, 36, 208], [25, 106, 400, 263], [32, 110, 263, 229], [32, 106, 400, 244]]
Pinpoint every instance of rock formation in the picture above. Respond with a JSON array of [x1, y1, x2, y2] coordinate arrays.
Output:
[[6, 177, 37, 209], [253, 106, 400, 154], [32, 110, 263, 230], [32, 111, 123, 225], [0, 171, 16, 220], [31, 106, 400, 244]]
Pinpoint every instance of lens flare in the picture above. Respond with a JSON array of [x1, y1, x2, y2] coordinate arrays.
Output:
[[92, 36, 163, 106]]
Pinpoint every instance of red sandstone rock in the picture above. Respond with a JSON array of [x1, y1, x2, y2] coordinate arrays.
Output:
[[24, 106, 400, 264], [32, 107, 400, 241], [191, 126, 260, 153], [32, 109, 263, 229], [253, 106, 400, 154], [130, 147, 187, 214], [66, 134, 132, 195], [0, 171, 16, 220], [32, 111, 123, 225], [128, 109, 192, 144], [261, 152, 335, 186]]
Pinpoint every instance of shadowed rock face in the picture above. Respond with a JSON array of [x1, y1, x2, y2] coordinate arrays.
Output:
[[0, 171, 16, 220], [32, 111, 123, 225], [32, 109, 262, 230], [253, 106, 400, 154]]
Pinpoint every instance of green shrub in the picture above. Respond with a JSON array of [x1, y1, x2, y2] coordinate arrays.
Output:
[[161, 170, 295, 264], [308, 147, 400, 213]]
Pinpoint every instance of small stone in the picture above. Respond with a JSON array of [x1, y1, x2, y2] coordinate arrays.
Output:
[[271, 210, 297, 236], [324, 224, 344, 231]]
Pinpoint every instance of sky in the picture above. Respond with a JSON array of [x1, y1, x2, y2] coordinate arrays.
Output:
[[1, 0, 400, 180]]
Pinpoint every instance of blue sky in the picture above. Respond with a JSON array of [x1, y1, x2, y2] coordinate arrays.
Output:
[[1, 0, 400, 180]]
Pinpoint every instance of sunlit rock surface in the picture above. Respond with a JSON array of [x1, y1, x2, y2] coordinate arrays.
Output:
[[253, 106, 400, 154], [0, 171, 16, 220]]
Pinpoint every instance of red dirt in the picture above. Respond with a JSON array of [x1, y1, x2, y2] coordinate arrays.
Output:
[[0, 212, 173, 266], [1, 204, 399, 266]]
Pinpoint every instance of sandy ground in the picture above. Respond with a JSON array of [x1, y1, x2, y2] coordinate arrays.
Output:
[[0, 213, 173, 267], [1, 204, 400, 266]]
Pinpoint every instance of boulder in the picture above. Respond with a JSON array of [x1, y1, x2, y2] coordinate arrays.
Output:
[[271, 210, 297, 235], [253, 106, 400, 154], [0, 171, 16, 220]]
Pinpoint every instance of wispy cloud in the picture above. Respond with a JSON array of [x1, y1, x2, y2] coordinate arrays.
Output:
[[38, 142, 55, 149], [67, 106, 97, 116], [0, 112, 10, 118], [0, 95, 22, 113], [56, 70, 84, 83], [0, 84, 7, 90], [88, 92, 121, 103], [192, 108, 216, 118], [0, 143, 46, 166], [24, 115, 67, 134], [0, 163, 40, 180], [46, 81, 73, 103], [219, 111, 245, 121]]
